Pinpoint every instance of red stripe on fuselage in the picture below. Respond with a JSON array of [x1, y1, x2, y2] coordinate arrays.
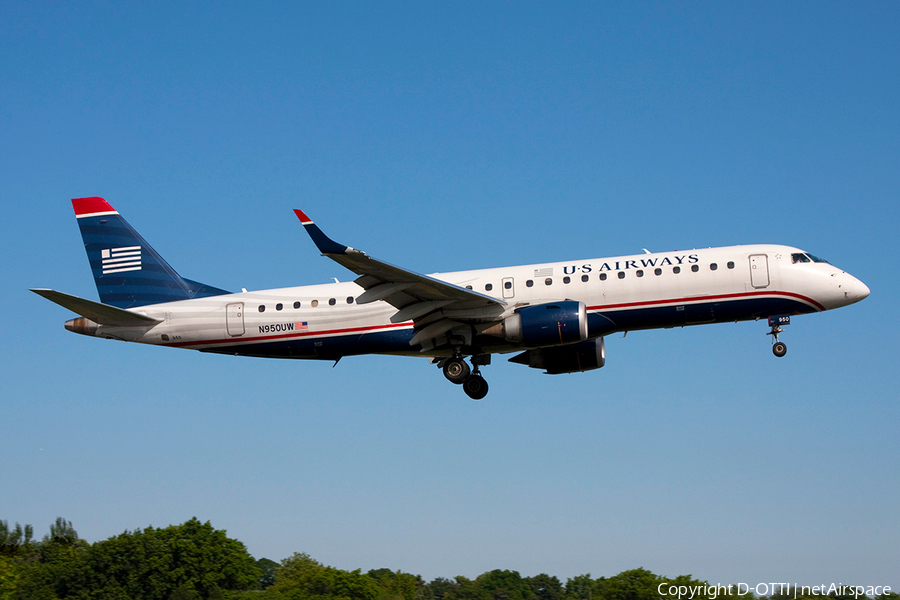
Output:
[[164, 290, 822, 351], [72, 197, 117, 217], [587, 290, 825, 313]]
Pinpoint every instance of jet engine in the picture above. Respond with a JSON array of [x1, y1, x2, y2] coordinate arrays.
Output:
[[486, 300, 589, 347], [509, 337, 606, 374]]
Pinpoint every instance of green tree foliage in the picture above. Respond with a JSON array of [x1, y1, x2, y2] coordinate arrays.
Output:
[[564, 574, 595, 600], [367, 568, 422, 600], [83, 517, 259, 599], [526, 574, 563, 600], [44, 518, 78, 546], [258, 558, 281, 589], [4, 518, 895, 600], [273, 552, 379, 600], [475, 570, 534, 600], [0, 521, 34, 557], [444, 576, 488, 600], [10, 517, 258, 600], [595, 568, 662, 600], [423, 577, 459, 600]]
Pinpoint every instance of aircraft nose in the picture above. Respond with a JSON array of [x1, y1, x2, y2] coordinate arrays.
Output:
[[855, 278, 870, 301]]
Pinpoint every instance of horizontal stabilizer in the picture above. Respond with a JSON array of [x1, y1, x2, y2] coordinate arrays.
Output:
[[30, 289, 161, 327]]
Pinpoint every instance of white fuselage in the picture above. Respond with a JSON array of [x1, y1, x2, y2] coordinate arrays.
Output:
[[78, 244, 869, 362]]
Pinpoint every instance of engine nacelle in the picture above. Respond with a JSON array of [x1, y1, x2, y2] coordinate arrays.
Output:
[[494, 300, 588, 347], [509, 337, 606, 374]]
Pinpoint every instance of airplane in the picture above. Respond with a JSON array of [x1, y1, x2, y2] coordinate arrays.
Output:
[[32, 197, 870, 400]]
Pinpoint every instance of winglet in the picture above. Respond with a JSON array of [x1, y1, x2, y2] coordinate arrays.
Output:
[[294, 209, 352, 255]]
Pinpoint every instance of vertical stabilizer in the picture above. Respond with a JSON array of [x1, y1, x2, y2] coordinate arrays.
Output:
[[73, 197, 230, 308]]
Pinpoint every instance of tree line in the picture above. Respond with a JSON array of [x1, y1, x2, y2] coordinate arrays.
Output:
[[1, 518, 896, 600]]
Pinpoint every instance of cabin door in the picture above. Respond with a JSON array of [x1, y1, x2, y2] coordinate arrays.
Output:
[[226, 302, 245, 336], [749, 254, 770, 288]]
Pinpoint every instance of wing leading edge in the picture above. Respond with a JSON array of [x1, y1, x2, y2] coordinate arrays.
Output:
[[294, 210, 506, 351]]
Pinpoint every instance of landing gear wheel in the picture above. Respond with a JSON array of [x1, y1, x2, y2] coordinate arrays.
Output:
[[766, 316, 790, 359], [463, 374, 489, 400], [443, 358, 470, 384]]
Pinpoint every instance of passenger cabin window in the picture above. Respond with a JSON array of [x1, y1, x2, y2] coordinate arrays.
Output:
[[276, 303, 283, 311], [258, 305, 265, 313], [526, 280, 534, 287], [617, 272, 625, 279], [311, 300, 319, 307], [636, 270, 644, 278], [654, 268, 662, 276], [347, 297, 354, 304], [581, 275, 589, 282], [727, 261, 735, 269], [328, 298, 336, 306], [563, 276, 571, 284], [545, 278, 552, 286], [691, 265, 699, 272], [673, 266, 681, 274], [293, 301, 301, 309], [710, 263, 718, 271], [504, 281, 512, 289], [600, 273, 608, 281], [485, 283, 493, 291]]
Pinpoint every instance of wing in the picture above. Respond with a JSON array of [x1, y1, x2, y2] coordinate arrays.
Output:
[[294, 210, 506, 351]]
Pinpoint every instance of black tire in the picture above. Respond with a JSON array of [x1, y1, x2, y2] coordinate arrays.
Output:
[[443, 359, 470, 384], [773, 342, 787, 358], [463, 374, 489, 400]]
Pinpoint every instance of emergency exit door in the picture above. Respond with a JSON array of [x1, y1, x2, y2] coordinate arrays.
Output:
[[226, 302, 245, 336], [749, 254, 769, 288]]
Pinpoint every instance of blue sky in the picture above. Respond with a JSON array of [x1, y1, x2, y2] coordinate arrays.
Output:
[[2, 1, 898, 590]]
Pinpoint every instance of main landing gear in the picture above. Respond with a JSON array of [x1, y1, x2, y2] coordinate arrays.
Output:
[[767, 315, 790, 358], [440, 354, 490, 400]]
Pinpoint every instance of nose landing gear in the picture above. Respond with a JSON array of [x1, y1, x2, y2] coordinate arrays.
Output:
[[767, 315, 790, 358], [439, 353, 491, 399]]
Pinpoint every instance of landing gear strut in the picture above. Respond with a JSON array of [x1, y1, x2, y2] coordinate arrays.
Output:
[[767, 315, 790, 358], [439, 353, 490, 399]]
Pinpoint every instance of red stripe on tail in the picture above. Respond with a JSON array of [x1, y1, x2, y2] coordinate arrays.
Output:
[[72, 197, 116, 216]]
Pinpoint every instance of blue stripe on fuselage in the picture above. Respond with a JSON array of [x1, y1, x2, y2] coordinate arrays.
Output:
[[195, 296, 815, 360]]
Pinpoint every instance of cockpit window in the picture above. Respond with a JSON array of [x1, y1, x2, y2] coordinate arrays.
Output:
[[792, 252, 830, 264], [791, 252, 828, 265]]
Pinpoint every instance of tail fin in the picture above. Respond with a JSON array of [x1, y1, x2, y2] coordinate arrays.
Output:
[[73, 197, 230, 308]]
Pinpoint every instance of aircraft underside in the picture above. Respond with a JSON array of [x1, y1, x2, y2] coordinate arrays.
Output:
[[200, 295, 819, 371]]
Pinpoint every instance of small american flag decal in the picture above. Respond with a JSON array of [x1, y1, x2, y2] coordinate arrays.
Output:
[[101, 246, 142, 274]]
